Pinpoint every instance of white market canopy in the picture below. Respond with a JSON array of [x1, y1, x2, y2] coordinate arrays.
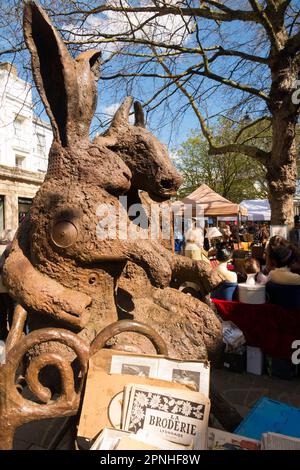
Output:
[[240, 199, 271, 221]]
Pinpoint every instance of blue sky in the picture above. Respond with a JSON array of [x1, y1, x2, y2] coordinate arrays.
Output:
[[3, 0, 298, 150]]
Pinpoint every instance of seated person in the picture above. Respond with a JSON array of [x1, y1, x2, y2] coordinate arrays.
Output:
[[174, 238, 183, 254], [184, 226, 211, 265], [215, 243, 237, 283], [244, 257, 269, 285], [211, 244, 238, 300], [268, 244, 300, 285], [265, 235, 300, 272]]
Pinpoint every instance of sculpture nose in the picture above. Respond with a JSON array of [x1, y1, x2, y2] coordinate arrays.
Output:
[[160, 178, 174, 190], [160, 173, 183, 193], [123, 170, 131, 181]]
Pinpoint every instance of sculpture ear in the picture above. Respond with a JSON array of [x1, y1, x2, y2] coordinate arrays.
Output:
[[23, 1, 77, 146], [89, 51, 102, 81], [134, 101, 146, 128], [109, 96, 133, 129], [75, 50, 102, 82]]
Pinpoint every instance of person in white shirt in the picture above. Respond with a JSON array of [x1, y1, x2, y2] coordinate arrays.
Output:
[[184, 223, 211, 265], [244, 257, 269, 285], [185, 223, 204, 249]]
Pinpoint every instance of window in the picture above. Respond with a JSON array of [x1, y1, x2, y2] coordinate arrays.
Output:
[[0, 196, 4, 232], [18, 198, 32, 224], [37, 133, 46, 155], [15, 156, 25, 169], [14, 117, 23, 138]]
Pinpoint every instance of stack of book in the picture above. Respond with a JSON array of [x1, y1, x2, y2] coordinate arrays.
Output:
[[78, 349, 300, 451], [207, 428, 300, 450], [78, 351, 211, 450]]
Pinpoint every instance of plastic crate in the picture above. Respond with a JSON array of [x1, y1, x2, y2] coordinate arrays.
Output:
[[235, 397, 300, 440]]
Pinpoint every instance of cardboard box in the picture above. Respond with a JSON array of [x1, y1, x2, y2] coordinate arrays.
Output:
[[246, 346, 264, 375], [223, 350, 246, 373]]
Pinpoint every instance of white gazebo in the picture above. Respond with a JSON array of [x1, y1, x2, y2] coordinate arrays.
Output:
[[240, 199, 271, 221]]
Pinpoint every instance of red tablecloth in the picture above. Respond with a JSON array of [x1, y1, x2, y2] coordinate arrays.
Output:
[[212, 299, 300, 359]]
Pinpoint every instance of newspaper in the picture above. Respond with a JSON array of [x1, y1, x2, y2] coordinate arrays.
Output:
[[91, 428, 191, 450], [110, 354, 210, 397], [133, 430, 193, 450], [207, 427, 260, 450], [261, 432, 300, 450], [90, 428, 130, 450], [123, 383, 210, 449]]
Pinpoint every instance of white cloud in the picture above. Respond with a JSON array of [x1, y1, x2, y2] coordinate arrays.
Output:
[[103, 102, 120, 117], [64, 0, 192, 53]]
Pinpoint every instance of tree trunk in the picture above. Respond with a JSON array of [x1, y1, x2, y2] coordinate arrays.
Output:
[[268, 187, 295, 227], [266, 115, 297, 226], [268, 45, 299, 227]]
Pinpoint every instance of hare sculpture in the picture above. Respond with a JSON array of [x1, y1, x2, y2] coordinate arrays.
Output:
[[2, 1, 224, 361]]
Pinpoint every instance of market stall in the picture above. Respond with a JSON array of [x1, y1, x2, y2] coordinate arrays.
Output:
[[173, 184, 248, 221]]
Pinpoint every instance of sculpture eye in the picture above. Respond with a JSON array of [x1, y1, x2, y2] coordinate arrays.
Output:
[[51, 220, 78, 248]]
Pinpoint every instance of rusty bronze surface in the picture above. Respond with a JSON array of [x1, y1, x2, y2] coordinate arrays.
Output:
[[0, 328, 89, 450], [0, 1, 231, 449], [0, 320, 167, 450], [5, 304, 27, 353], [2, 1, 223, 354], [90, 319, 168, 357]]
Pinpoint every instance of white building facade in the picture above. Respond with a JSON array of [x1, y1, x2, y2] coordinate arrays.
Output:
[[0, 62, 52, 232]]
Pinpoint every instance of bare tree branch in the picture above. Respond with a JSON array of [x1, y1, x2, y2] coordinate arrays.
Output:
[[53, 4, 260, 23], [209, 142, 271, 164], [213, 46, 269, 65], [249, 0, 282, 51], [234, 116, 272, 142]]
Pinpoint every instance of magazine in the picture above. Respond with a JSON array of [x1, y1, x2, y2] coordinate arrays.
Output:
[[123, 384, 210, 449], [110, 354, 210, 396], [207, 427, 260, 450], [261, 432, 300, 450]]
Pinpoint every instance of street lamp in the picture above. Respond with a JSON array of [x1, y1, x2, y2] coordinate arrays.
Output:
[[242, 113, 251, 125]]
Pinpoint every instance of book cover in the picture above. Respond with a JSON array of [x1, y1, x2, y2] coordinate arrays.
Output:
[[207, 427, 260, 450], [123, 384, 210, 448]]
